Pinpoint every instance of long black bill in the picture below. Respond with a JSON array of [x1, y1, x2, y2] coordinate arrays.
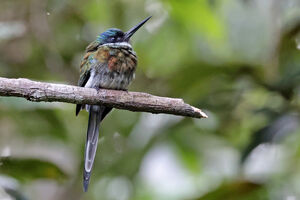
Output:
[[124, 16, 151, 41]]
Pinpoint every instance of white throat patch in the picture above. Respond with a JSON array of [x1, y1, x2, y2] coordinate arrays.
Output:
[[103, 42, 132, 49]]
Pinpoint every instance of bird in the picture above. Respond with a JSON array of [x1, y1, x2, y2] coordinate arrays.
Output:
[[76, 16, 151, 192]]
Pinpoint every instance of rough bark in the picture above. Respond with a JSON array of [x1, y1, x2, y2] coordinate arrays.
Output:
[[0, 77, 207, 118]]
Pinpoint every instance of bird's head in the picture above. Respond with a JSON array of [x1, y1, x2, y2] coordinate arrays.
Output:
[[96, 16, 151, 45]]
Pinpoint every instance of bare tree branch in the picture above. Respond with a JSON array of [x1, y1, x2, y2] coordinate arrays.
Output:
[[0, 77, 207, 118]]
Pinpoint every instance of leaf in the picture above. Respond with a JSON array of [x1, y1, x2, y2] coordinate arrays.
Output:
[[0, 157, 67, 182], [195, 181, 268, 200]]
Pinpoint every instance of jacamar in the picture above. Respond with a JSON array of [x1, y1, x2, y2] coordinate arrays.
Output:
[[76, 16, 151, 192]]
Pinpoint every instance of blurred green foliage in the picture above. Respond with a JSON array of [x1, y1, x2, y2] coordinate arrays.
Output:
[[0, 0, 300, 199], [197, 181, 268, 200], [0, 157, 67, 182]]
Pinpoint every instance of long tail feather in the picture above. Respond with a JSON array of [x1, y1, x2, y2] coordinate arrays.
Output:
[[83, 105, 103, 192]]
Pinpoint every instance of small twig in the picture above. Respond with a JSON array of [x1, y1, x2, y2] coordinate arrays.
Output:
[[0, 77, 207, 118]]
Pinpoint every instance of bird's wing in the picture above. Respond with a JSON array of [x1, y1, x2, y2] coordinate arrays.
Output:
[[76, 48, 97, 115], [86, 40, 100, 52], [78, 51, 93, 87], [76, 45, 112, 115]]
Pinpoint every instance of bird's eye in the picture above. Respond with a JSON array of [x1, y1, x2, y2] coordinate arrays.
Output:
[[110, 37, 115, 42]]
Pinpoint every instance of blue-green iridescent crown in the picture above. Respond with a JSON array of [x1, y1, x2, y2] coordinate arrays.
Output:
[[96, 28, 122, 43]]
